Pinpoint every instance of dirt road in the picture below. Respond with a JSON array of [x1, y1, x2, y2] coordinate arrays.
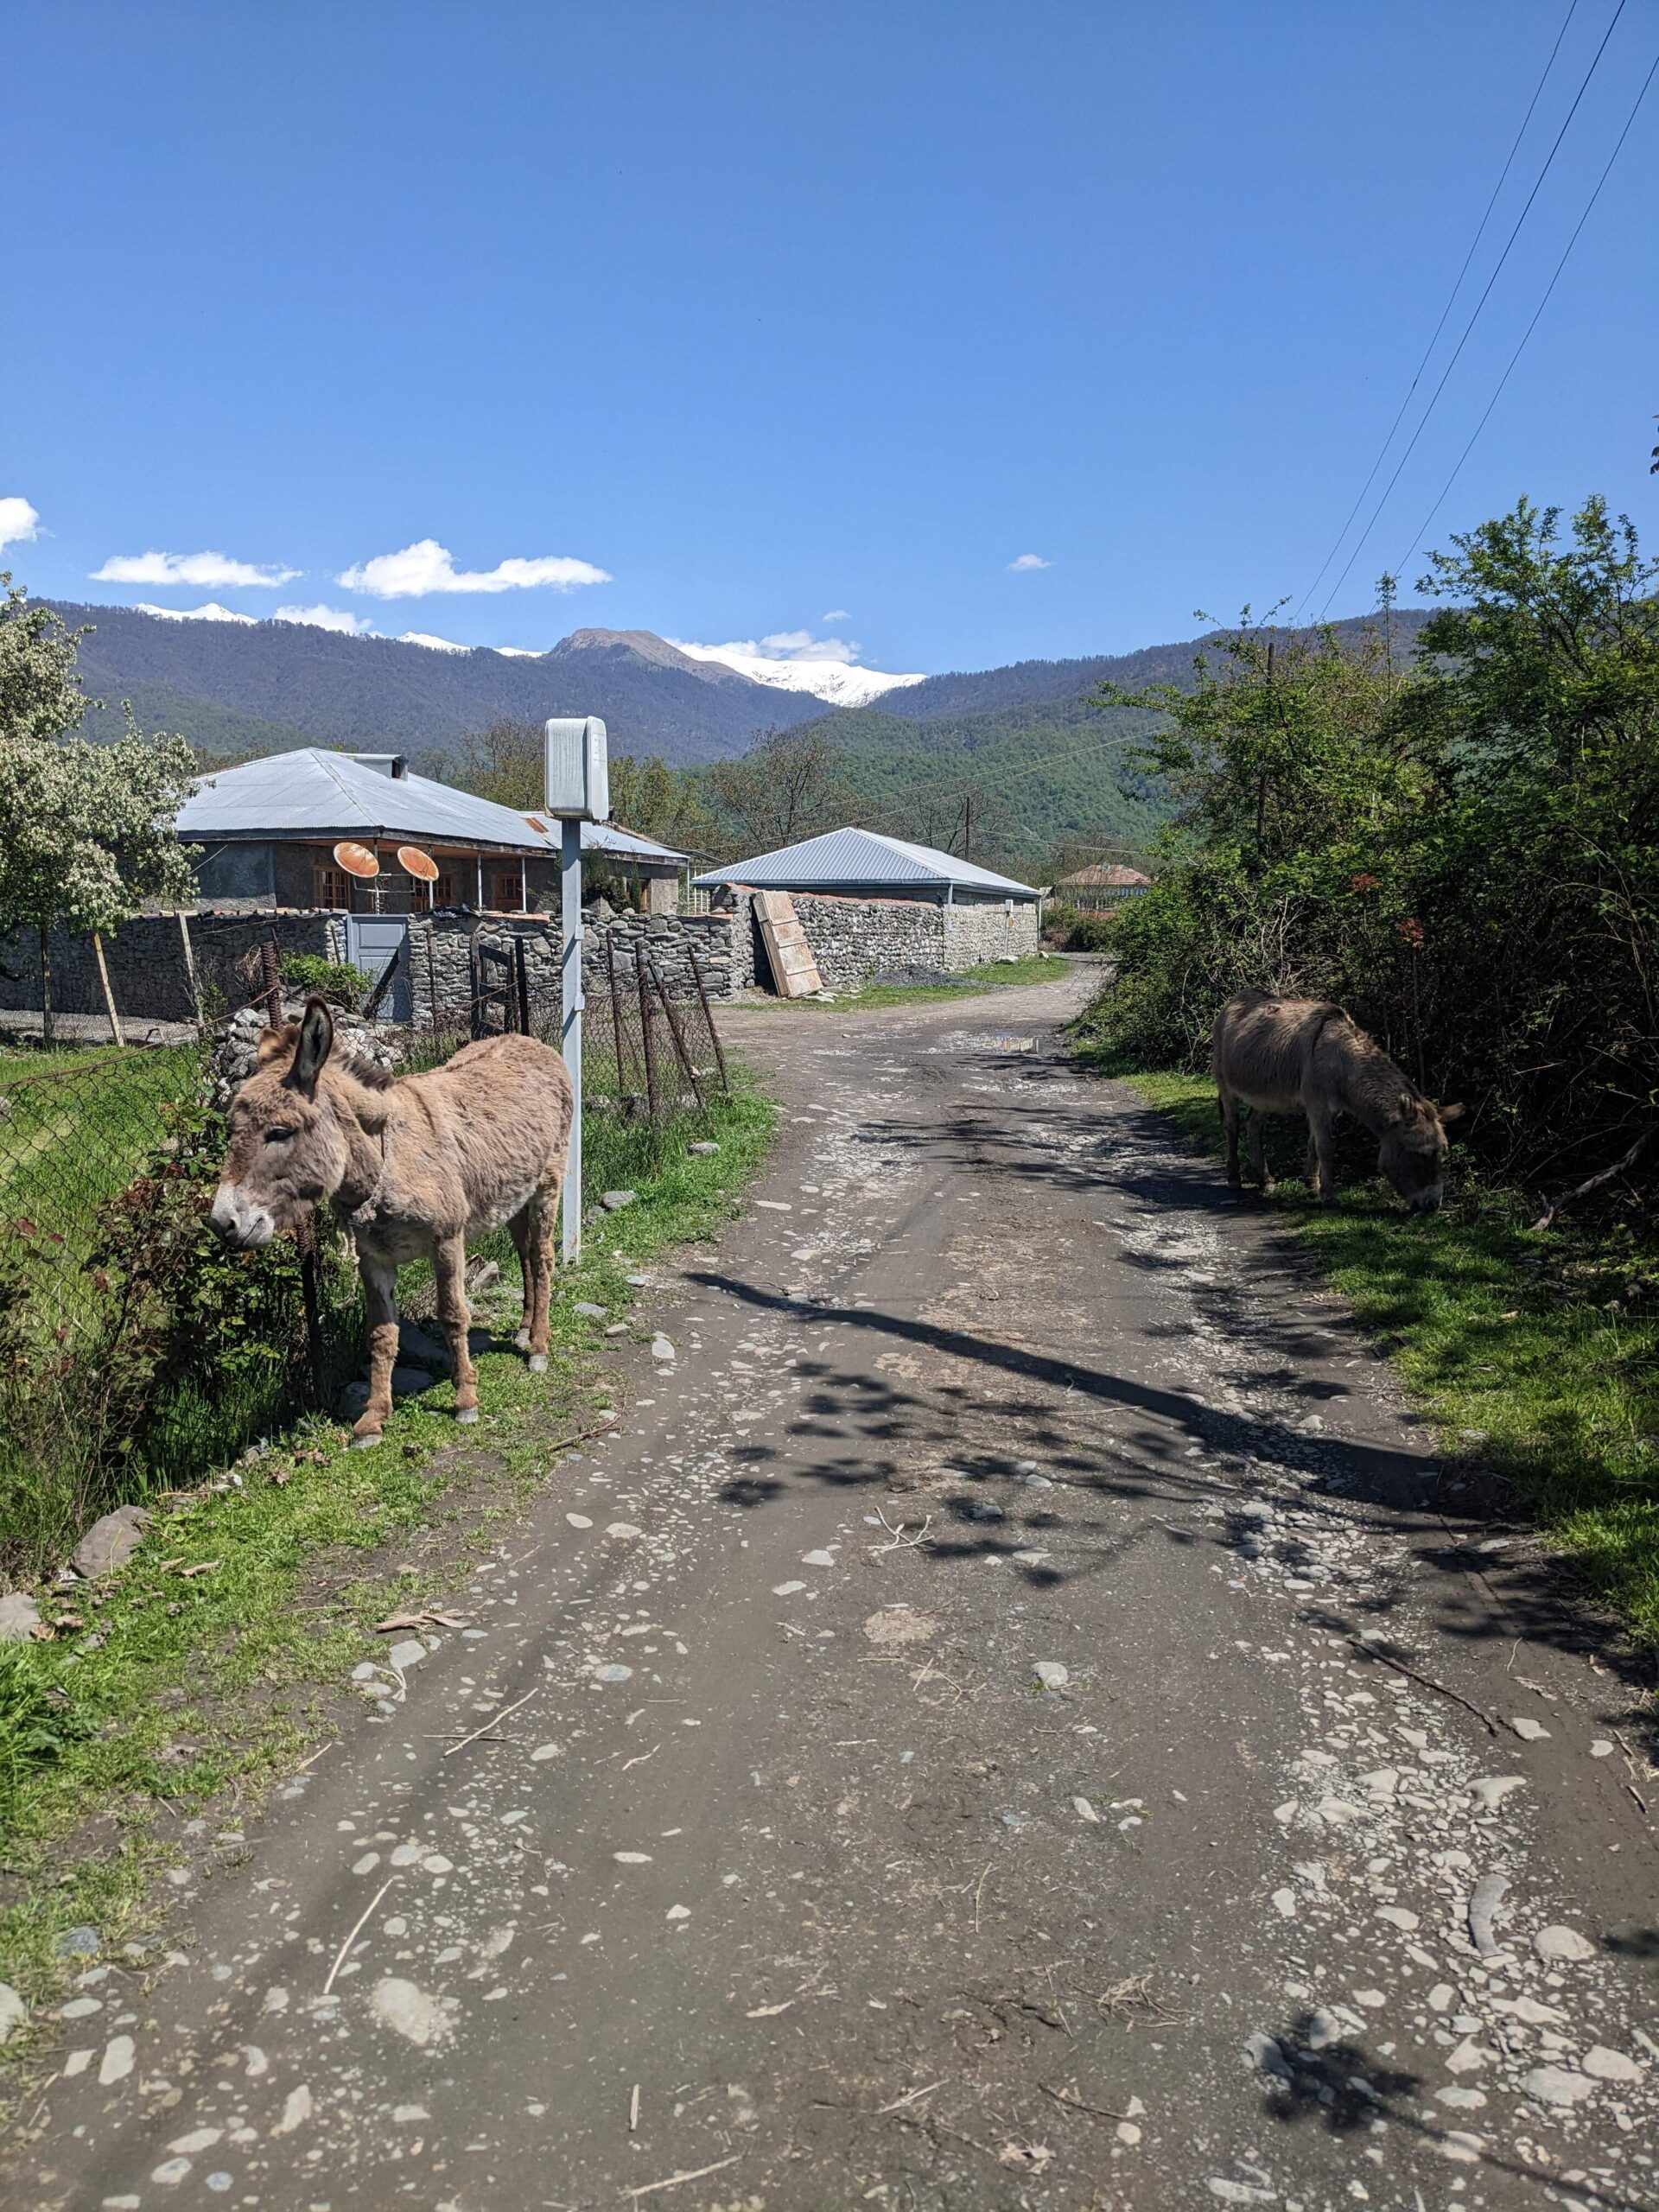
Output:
[[16, 971, 1658, 2210]]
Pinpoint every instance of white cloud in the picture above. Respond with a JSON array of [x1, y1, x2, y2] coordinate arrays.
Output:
[[822, 607, 850, 623], [137, 601, 257, 626], [92, 549, 299, 588], [1007, 552, 1053, 572], [723, 628, 861, 665], [275, 602, 376, 635], [0, 497, 41, 551], [338, 537, 611, 598]]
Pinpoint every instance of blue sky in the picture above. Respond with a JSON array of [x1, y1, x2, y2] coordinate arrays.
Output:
[[4, 2, 1656, 676]]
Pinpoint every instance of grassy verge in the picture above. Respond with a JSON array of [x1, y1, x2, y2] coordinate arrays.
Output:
[[0, 1077, 774, 2029], [1081, 1050, 1659, 1656], [729, 950, 1071, 1013]]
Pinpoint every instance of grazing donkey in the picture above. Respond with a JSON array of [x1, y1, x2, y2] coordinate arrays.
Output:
[[1212, 988, 1462, 1212], [210, 997, 573, 1446]]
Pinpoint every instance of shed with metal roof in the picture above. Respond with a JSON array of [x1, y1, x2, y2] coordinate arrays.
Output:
[[691, 825, 1038, 905], [176, 747, 687, 914]]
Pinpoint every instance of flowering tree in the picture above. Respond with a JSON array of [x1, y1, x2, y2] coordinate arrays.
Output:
[[0, 578, 197, 1039]]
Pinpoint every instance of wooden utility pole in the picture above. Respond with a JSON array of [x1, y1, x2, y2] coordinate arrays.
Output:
[[91, 932, 125, 1047]]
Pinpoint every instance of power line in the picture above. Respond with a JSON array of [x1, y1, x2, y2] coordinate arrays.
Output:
[[1393, 38, 1659, 581], [1294, 0, 1582, 620], [1315, 0, 1629, 619]]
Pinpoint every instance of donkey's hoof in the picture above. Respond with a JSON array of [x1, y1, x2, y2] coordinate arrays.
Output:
[[527, 1352, 548, 1374], [455, 1405, 480, 1426], [351, 1431, 383, 1451]]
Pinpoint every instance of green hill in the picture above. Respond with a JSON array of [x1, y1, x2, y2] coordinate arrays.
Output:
[[810, 694, 1172, 872]]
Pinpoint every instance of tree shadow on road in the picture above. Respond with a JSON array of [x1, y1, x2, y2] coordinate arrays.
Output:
[[687, 1268, 1658, 1758]]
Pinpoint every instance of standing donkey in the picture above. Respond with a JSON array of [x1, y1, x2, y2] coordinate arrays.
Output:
[[210, 997, 574, 1446], [1212, 988, 1463, 1212]]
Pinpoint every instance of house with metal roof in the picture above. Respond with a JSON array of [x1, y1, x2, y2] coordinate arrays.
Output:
[[177, 747, 688, 916], [1055, 860, 1151, 911], [691, 825, 1039, 905]]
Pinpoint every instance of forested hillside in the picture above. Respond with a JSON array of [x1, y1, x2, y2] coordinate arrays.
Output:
[[50, 603, 826, 765]]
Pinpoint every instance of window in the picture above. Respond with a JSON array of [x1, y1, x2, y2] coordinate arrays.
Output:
[[492, 870, 523, 912], [316, 866, 354, 910]]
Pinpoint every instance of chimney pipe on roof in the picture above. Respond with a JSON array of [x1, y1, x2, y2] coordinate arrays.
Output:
[[351, 753, 409, 779]]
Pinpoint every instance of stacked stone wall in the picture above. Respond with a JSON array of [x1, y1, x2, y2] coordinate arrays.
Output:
[[940, 899, 1040, 968], [0, 906, 743, 1031], [0, 912, 346, 1024]]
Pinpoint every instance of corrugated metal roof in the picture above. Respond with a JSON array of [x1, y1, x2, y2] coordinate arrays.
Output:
[[691, 825, 1038, 899], [1058, 861, 1150, 888], [177, 749, 685, 862]]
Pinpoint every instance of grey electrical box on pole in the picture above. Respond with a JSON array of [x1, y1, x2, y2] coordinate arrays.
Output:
[[544, 716, 610, 1263]]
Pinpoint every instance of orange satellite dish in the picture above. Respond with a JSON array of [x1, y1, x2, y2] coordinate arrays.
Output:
[[397, 845, 439, 882], [333, 842, 380, 880]]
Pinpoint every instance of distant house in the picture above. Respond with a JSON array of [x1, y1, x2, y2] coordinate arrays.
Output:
[[1055, 861, 1152, 912], [175, 748, 687, 916], [692, 825, 1039, 906]]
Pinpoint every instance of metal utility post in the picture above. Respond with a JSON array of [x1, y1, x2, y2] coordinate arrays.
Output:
[[559, 812, 583, 1261], [546, 716, 610, 1265]]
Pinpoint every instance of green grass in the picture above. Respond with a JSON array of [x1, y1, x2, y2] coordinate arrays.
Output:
[[1084, 1053, 1659, 1655], [728, 950, 1072, 1014], [0, 1075, 774, 2035]]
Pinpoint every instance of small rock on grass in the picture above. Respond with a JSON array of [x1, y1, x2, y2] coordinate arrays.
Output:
[[651, 1337, 676, 1362], [689, 1141, 720, 1155], [1033, 1661, 1070, 1690], [51, 1926, 99, 1959], [387, 1639, 428, 1674], [70, 1505, 151, 1580], [397, 1319, 450, 1374], [0, 1592, 43, 1643], [601, 1190, 637, 1212], [573, 1302, 606, 1320], [0, 1984, 27, 2044]]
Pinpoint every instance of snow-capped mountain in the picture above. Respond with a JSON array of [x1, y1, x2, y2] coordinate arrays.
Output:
[[671, 639, 925, 709], [135, 601, 257, 625]]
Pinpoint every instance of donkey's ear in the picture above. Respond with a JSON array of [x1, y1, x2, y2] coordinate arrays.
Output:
[[256, 1024, 295, 1065], [1397, 1090, 1417, 1120], [1439, 1102, 1466, 1125], [289, 997, 334, 1098]]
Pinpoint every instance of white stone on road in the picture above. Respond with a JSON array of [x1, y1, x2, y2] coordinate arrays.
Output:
[[371, 1978, 449, 2047]]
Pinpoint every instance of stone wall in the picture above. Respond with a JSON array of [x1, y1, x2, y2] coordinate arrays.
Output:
[[0, 912, 346, 1024], [406, 906, 746, 1028], [787, 893, 946, 991], [941, 899, 1040, 967], [0, 904, 744, 1031], [770, 891, 1039, 990]]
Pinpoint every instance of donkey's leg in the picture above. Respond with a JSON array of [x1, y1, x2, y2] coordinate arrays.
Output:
[[507, 1211, 534, 1351], [434, 1233, 480, 1422], [1247, 1109, 1276, 1195], [353, 1254, 399, 1449], [1304, 1116, 1321, 1193], [524, 1170, 562, 1371], [1220, 1084, 1242, 1186], [1308, 1109, 1338, 1207]]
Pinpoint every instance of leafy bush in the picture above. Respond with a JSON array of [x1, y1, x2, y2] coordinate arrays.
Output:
[[280, 953, 372, 1009], [0, 1058, 360, 1580], [1082, 497, 1659, 1198], [0, 1645, 91, 1821]]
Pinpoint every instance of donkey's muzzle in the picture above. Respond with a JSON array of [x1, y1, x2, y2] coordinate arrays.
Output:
[[209, 1184, 277, 1249]]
